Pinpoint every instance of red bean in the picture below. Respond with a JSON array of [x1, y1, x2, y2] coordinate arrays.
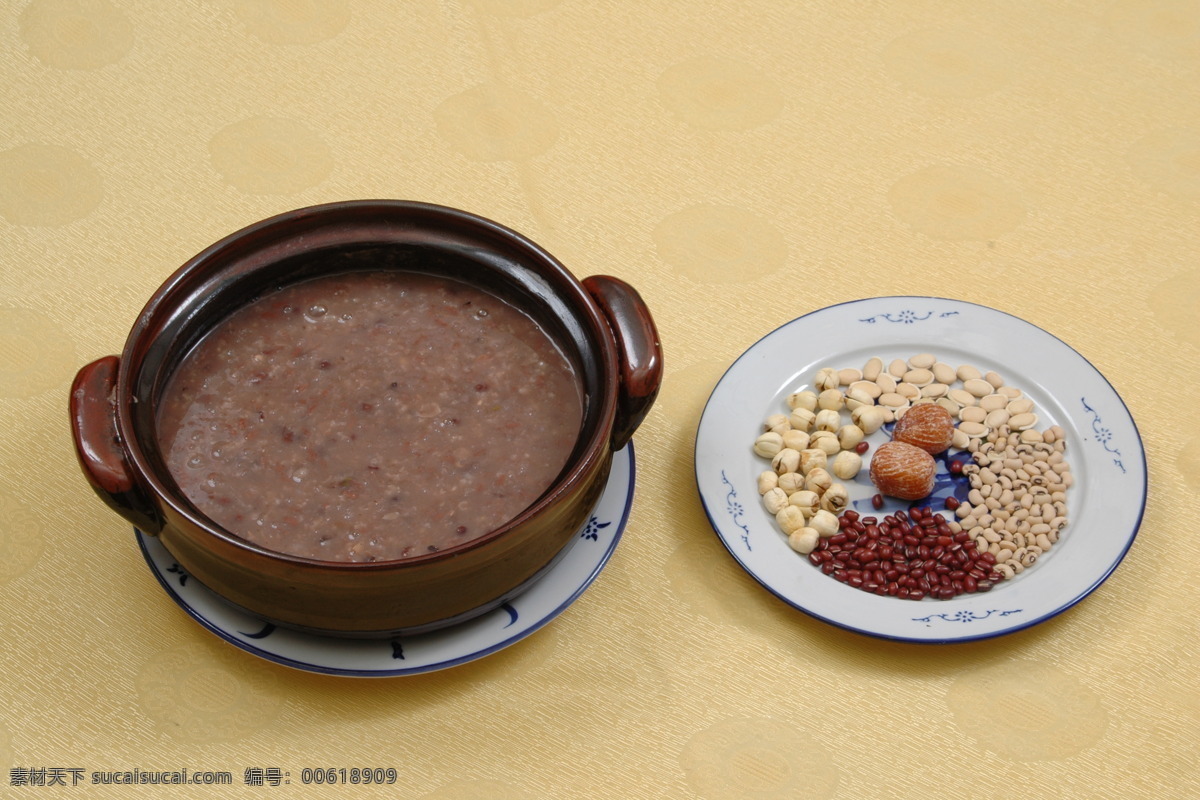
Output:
[[814, 506, 1006, 601], [871, 493, 884, 510], [856, 441, 870, 455]]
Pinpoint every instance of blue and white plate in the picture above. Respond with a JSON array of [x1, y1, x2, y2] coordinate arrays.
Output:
[[695, 297, 1146, 643], [140, 444, 634, 675]]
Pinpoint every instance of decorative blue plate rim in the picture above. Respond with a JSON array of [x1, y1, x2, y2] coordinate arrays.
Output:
[[138, 443, 635, 676], [694, 296, 1147, 644]]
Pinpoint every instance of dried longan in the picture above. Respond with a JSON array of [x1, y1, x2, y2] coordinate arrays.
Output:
[[892, 402, 955, 454], [869, 440, 936, 500]]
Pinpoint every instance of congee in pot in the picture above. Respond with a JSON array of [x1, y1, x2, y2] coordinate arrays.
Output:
[[156, 270, 584, 562]]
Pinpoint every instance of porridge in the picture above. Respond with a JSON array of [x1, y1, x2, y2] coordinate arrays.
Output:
[[157, 270, 584, 562]]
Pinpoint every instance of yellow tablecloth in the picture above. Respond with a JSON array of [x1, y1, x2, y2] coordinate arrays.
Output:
[[3, 1, 1198, 797]]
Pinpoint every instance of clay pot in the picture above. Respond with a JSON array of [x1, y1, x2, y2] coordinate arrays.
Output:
[[70, 200, 661, 637]]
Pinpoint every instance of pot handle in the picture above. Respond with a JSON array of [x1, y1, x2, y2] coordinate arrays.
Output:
[[583, 275, 663, 452], [69, 356, 163, 534]]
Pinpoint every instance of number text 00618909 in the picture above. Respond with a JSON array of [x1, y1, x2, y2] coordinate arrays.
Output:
[[300, 767, 398, 785]]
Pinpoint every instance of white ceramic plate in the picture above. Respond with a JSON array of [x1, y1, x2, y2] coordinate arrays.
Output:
[[695, 297, 1145, 643], [139, 444, 634, 675]]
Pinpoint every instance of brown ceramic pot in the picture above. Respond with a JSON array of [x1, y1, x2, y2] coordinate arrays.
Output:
[[70, 200, 662, 637]]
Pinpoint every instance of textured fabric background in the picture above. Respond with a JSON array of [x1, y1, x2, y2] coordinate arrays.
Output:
[[2, 0, 1198, 797]]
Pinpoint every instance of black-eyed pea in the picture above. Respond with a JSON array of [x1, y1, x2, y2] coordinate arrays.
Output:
[[831, 450, 862, 480], [782, 429, 810, 451], [808, 509, 840, 537], [862, 357, 883, 381], [788, 490, 820, 518], [820, 483, 849, 514], [778, 472, 805, 494], [787, 390, 818, 412], [758, 470, 779, 495], [799, 448, 827, 474], [804, 467, 833, 495], [776, 505, 807, 535], [809, 430, 841, 455], [771, 447, 801, 474], [754, 432, 784, 458], [788, 527, 820, 554], [762, 487, 789, 515], [814, 408, 841, 432]]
